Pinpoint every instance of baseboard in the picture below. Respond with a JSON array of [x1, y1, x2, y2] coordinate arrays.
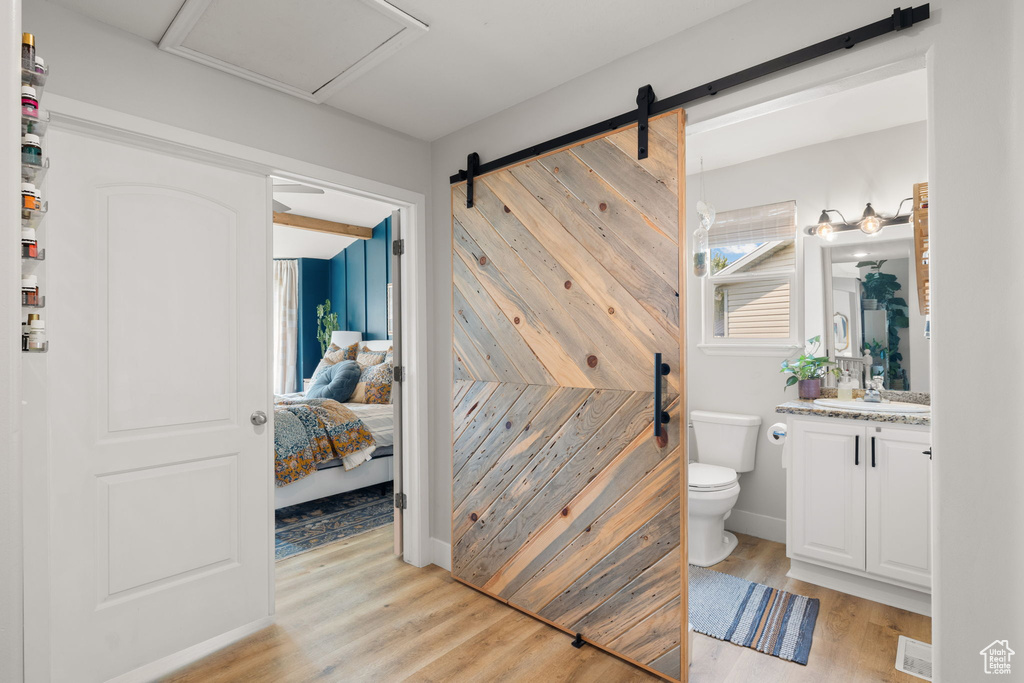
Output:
[[787, 559, 931, 616], [106, 615, 274, 683], [429, 537, 451, 571], [725, 509, 787, 544]]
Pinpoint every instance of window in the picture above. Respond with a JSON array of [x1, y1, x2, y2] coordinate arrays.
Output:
[[701, 201, 801, 355]]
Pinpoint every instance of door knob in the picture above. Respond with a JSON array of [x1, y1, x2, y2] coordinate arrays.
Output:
[[250, 410, 268, 426]]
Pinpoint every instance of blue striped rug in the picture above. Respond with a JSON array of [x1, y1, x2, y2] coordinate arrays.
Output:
[[689, 565, 819, 665]]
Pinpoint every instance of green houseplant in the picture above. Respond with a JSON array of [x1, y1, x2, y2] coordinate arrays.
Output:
[[780, 336, 838, 399], [316, 299, 339, 355], [857, 261, 910, 388]]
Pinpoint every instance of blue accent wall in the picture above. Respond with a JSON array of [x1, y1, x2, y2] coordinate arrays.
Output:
[[295, 258, 330, 381], [329, 216, 392, 342]]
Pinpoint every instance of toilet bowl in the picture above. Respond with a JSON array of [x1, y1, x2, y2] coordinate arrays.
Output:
[[688, 411, 761, 567], [688, 462, 741, 567]]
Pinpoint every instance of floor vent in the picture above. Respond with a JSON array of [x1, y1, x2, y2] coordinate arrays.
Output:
[[895, 635, 933, 681]]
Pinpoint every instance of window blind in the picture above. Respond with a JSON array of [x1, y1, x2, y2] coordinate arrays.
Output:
[[709, 200, 797, 249]]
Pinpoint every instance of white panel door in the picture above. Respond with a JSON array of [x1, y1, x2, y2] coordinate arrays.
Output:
[[44, 129, 271, 682], [866, 427, 932, 589], [789, 419, 866, 571]]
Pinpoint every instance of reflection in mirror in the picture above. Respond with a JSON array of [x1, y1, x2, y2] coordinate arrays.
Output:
[[821, 236, 930, 391]]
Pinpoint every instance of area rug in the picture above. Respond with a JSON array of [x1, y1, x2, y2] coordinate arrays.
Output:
[[688, 565, 820, 665], [275, 482, 394, 560]]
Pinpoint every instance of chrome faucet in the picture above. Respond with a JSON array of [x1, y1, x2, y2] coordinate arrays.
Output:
[[863, 376, 884, 403]]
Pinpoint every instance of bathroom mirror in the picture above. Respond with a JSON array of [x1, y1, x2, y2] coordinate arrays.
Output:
[[818, 232, 930, 392]]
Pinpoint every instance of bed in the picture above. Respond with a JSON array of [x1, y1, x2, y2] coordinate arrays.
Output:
[[274, 339, 395, 510]]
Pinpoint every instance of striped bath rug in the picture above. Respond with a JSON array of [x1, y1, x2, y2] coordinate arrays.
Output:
[[689, 565, 820, 665]]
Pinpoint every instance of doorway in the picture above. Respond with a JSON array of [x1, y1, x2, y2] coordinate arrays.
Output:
[[268, 177, 408, 561]]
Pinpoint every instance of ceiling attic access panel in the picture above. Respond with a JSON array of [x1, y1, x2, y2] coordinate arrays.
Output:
[[159, 0, 428, 103]]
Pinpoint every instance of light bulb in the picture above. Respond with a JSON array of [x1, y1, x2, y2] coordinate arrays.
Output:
[[816, 222, 835, 241], [859, 203, 882, 235], [860, 215, 882, 235]]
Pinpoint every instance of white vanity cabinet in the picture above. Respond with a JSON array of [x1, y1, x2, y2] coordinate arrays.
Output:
[[785, 415, 932, 613]]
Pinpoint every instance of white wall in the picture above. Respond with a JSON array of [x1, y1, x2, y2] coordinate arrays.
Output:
[[683, 122, 927, 541], [428, 1, 1024, 679], [23, 0, 430, 194]]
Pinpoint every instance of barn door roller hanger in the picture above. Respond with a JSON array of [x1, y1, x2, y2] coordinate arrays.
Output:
[[454, 4, 930, 208]]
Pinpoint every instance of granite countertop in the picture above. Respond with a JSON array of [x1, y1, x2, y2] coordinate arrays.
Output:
[[775, 400, 931, 426]]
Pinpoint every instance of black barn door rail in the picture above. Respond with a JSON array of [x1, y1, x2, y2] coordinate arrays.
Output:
[[451, 5, 929, 206]]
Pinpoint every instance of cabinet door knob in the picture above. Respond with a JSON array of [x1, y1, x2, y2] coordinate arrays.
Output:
[[250, 410, 268, 426]]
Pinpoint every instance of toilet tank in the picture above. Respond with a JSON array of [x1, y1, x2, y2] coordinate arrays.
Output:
[[690, 410, 762, 472]]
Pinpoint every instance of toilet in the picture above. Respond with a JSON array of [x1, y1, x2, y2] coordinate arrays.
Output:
[[688, 410, 761, 567]]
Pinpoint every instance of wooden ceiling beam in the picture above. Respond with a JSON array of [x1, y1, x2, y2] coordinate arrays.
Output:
[[272, 212, 374, 240]]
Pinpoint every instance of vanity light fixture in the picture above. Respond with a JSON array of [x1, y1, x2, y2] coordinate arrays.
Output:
[[807, 198, 914, 239]]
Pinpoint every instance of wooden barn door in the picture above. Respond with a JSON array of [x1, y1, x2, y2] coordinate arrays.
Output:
[[451, 111, 686, 680]]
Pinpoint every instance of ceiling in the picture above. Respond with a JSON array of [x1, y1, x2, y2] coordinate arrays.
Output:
[[48, 0, 753, 140], [272, 179, 394, 259], [686, 69, 927, 176]]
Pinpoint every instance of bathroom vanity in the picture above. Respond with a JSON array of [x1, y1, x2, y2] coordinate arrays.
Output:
[[776, 399, 932, 615]]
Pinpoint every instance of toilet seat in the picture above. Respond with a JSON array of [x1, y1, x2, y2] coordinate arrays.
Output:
[[688, 462, 738, 492]]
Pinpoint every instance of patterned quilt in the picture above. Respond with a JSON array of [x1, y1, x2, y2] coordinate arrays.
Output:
[[274, 396, 376, 487]]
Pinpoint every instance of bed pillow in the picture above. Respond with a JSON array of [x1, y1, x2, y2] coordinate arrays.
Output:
[[310, 342, 359, 382], [305, 360, 361, 402], [349, 361, 393, 404], [355, 345, 387, 368]]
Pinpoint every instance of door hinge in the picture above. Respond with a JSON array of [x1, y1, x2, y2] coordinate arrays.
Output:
[[392, 238, 405, 256], [393, 365, 404, 382], [394, 492, 407, 509]]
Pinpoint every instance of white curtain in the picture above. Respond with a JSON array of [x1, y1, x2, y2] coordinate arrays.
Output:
[[272, 260, 298, 394]]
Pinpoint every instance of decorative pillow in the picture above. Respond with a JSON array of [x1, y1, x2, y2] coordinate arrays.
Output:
[[349, 361, 393, 404], [310, 342, 359, 382], [355, 345, 387, 368], [305, 361, 361, 402], [384, 347, 394, 366]]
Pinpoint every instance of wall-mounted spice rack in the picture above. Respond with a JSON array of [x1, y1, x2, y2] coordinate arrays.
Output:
[[21, 32, 47, 354]]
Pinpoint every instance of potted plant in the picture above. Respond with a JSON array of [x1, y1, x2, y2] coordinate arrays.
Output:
[[780, 336, 838, 399], [316, 299, 339, 355], [858, 260, 911, 389]]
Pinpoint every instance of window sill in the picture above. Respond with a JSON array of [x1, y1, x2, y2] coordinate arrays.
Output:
[[697, 343, 801, 358]]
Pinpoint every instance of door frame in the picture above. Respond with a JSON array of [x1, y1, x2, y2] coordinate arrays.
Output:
[[20, 94, 431, 678]]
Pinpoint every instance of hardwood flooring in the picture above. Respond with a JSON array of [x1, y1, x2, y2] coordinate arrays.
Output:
[[164, 527, 930, 682]]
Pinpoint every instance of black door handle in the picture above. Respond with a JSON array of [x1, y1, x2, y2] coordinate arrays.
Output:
[[855, 434, 859, 466], [653, 353, 670, 437], [923, 448, 932, 460], [871, 436, 876, 468]]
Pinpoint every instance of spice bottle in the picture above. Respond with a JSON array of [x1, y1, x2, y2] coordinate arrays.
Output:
[[28, 316, 45, 350], [34, 55, 45, 76], [21, 274, 39, 306], [22, 133, 42, 165], [22, 182, 39, 210], [22, 33, 34, 72], [21, 85, 38, 118], [21, 227, 37, 258], [22, 316, 31, 351]]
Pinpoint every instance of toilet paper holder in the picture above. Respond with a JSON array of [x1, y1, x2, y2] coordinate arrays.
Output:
[[767, 422, 788, 444]]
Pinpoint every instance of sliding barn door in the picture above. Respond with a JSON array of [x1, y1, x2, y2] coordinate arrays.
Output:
[[451, 111, 685, 680]]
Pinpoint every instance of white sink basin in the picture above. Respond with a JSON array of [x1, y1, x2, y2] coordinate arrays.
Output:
[[813, 398, 930, 414]]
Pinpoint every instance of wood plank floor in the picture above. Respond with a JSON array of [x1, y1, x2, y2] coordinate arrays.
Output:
[[163, 527, 930, 682]]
